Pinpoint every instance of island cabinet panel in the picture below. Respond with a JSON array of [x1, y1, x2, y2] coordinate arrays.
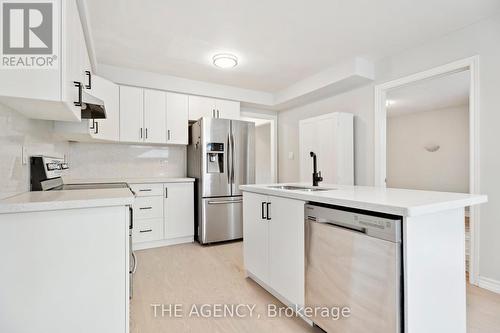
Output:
[[243, 192, 270, 284], [243, 192, 305, 307]]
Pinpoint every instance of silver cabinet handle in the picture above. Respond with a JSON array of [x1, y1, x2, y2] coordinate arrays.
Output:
[[139, 206, 152, 210], [131, 251, 137, 274], [208, 200, 243, 205]]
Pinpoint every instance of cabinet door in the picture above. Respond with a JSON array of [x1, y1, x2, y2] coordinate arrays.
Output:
[[243, 192, 269, 283], [166, 92, 188, 144], [144, 89, 167, 144], [89, 76, 119, 141], [164, 183, 194, 239], [61, 0, 84, 119], [119, 86, 144, 142], [188, 96, 215, 121], [268, 196, 305, 306], [216, 99, 240, 120]]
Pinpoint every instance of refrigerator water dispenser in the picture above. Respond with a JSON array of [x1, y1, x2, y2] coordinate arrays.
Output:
[[207, 142, 224, 173]]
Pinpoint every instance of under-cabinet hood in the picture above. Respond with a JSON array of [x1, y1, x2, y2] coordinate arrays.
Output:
[[81, 90, 106, 119]]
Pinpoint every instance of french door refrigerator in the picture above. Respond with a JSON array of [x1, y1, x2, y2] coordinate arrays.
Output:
[[188, 117, 255, 244]]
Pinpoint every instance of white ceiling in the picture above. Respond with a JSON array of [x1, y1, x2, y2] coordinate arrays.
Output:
[[86, 0, 500, 92], [387, 70, 470, 116]]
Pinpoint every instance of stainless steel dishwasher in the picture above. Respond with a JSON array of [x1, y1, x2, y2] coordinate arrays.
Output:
[[305, 203, 403, 333]]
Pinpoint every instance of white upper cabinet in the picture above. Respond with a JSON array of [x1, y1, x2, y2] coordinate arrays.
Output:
[[144, 89, 167, 144], [120, 87, 168, 144], [0, 0, 89, 122], [88, 76, 120, 141], [188, 96, 240, 121], [216, 99, 240, 120], [166, 92, 189, 145], [120, 86, 144, 142], [188, 96, 216, 121]]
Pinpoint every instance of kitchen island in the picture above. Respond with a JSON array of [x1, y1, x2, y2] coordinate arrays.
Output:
[[240, 183, 487, 333]]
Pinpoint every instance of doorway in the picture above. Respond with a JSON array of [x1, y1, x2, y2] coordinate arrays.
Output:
[[374, 56, 480, 285], [240, 111, 278, 184]]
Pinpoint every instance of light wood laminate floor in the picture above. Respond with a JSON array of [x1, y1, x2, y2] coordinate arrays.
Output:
[[131, 242, 500, 333]]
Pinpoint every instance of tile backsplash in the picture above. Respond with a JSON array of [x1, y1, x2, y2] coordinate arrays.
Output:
[[0, 104, 69, 199], [67, 142, 187, 179], [0, 104, 188, 199]]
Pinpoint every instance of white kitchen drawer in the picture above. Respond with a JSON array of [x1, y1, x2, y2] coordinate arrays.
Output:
[[133, 219, 163, 243], [130, 183, 164, 197], [133, 196, 163, 219]]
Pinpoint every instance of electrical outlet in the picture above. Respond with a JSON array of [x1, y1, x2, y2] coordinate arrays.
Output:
[[22, 146, 28, 165]]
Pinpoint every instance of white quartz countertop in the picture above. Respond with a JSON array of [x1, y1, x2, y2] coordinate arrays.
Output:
[[240, 183, 488, 217], [63, 177, 195, 184], [0, 188, 135, 214]]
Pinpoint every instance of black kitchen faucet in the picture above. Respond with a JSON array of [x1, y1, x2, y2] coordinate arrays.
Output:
[[310, 151, 323, 187]]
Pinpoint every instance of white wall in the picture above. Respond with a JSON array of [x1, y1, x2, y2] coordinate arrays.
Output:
[[255, 123, 271, 184], [277, 13, 500, 284], [67, 142, 186, 180], [387, 106, 469, 192], [0, 103, 69, 199]]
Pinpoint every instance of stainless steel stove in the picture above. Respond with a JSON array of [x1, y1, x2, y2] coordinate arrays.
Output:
[[30, 155, 137, 299]]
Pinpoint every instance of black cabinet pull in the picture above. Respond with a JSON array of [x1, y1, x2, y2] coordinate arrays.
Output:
[[94, 121, 98, 134], [140, 128, 143, 139], [145, 128, 148, 139], [165, 187, 168, 198], [89, 119, 95, 130], [73, 81, 82, 107], [139, 229, 152, 233], [139, 206, 152, 210], [266, 202, 271, 220], [139, 189, 152, 192], [261, 202, 266, 219], [85, 71, 92, 89], [217, 110, 220, 118]]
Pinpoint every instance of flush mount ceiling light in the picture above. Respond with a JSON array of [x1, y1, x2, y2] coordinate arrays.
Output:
[[212, 53, 238, 69], [386, 99, 396, 107]]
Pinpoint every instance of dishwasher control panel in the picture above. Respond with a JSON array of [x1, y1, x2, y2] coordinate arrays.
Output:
[[305, 204, 402, 243]]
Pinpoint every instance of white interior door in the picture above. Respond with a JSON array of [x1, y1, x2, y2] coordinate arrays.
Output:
[[166, 92, 188, 144], [144, 89, 167, 144], [119, 86, 144, 142]]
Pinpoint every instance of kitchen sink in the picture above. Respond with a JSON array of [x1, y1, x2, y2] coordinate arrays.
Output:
[[268, 185, 334, 192]]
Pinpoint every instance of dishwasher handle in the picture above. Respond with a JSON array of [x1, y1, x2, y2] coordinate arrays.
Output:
[[309, 217, 367, 234]]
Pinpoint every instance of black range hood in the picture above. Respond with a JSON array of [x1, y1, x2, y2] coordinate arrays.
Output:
[[81, 90, 106, 119]]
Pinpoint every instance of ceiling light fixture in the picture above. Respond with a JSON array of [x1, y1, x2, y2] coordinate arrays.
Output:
[[213, 53, 238, 69], [386, 99, 395, 107]]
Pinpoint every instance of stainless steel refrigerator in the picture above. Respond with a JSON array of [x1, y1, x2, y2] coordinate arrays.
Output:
[[188, 117, 255, 244]]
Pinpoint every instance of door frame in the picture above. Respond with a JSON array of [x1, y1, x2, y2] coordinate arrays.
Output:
[[374, 56, 481, 285], [240, 110, 278, 183]]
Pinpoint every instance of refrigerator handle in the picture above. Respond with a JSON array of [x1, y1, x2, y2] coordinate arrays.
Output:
[[231, 133, 235, 184], [227, 134, 231, 183]]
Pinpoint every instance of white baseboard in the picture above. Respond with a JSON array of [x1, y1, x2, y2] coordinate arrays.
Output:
[[477, 276, 500, 294], [133, 236, 194, 251]]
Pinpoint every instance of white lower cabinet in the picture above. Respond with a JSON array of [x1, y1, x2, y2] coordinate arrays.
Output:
[[164, 183, 194, 239], [132, 182, 194, 249], [243, 192, 305, 307]]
